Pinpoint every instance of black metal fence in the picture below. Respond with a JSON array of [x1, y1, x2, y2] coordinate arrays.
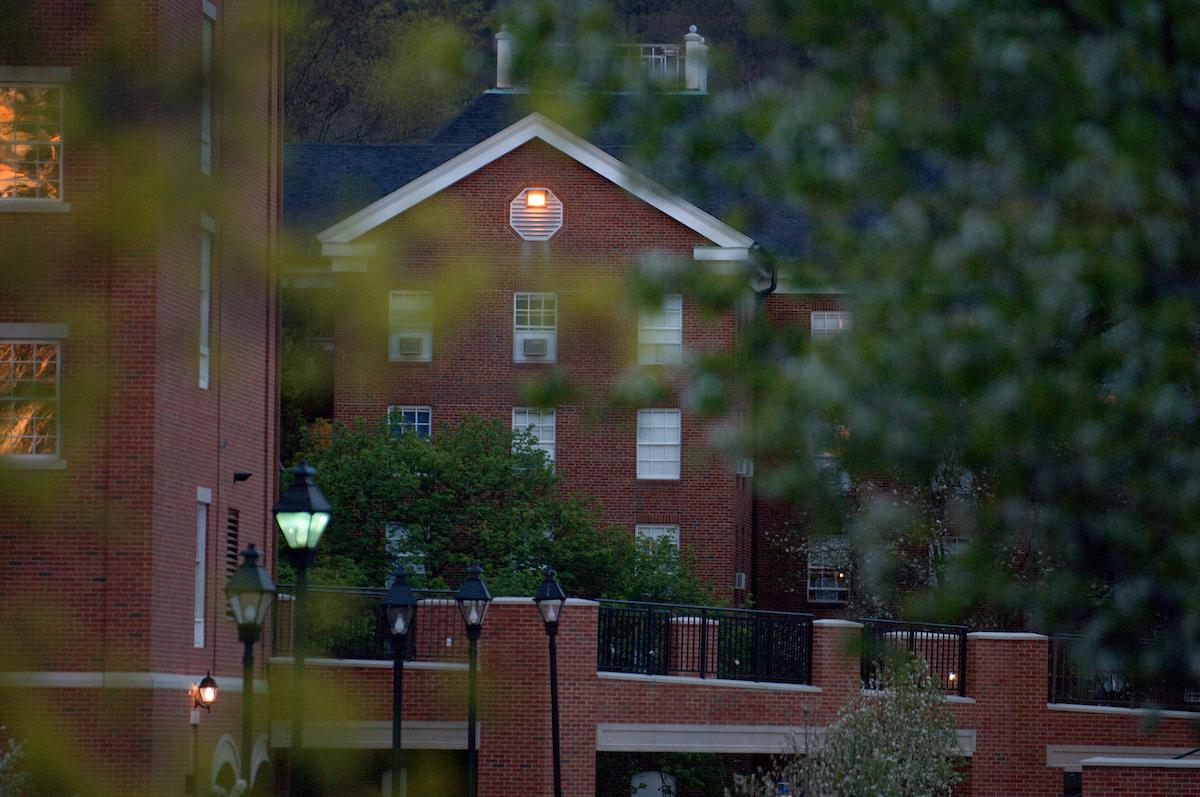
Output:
[[1048, 636, 1200, 712], [272, 585, 465, 662], [597, 600, 814, 685], [859, 618, 968, 697]]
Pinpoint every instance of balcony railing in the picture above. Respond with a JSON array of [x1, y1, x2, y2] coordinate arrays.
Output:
[[859, 618, 968, 697], [597, 600, 814, 685], [1048, 636, 1200, 712], [273, 585, 466, 662]]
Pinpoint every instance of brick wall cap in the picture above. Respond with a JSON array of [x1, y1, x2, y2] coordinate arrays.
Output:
[[1081, 757, 1200, 768], [598, 671, 822, 693], [966, 631, 1048, 641], [269, 656, 468, 672], [487, 596, 598, 606], [1047, 702, 1200, 720], [812, 619, 863, 628]]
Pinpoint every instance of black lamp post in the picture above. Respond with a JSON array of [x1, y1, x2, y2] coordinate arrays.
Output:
[[533, 567, 567, 797], [186, 673, 218, 795], [384, 567, 418, 797], [225, 544, 275, 793], [274, 461, 331, 797], [455, 565, 491, 797]]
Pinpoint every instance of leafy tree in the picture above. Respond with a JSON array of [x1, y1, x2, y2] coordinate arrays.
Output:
[[0, 729, 30, 797], [734, 660, 963, 797], [502, 0, 1200, 685], [282, 416, 717, 602]]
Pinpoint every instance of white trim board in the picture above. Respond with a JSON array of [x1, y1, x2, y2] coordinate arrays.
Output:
[[0, 670, 267, 693], [1046, 745, 1198, 772], [317, 113, 754, 250], [595, 723, 976, 757], [270, 720, 470, 750]]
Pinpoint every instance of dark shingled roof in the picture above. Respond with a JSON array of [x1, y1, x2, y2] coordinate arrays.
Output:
[[284, 91, 808, 257]]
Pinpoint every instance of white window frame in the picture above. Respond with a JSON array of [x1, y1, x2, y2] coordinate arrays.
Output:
[[635, 523, 680, 546], [385, 522, 426, 576], [0, 68, 71, 212], [513, 292, 557, 363], [388, 405, 431, 440], [388, 291, 433, 362], [811, 310, 852, 340], [200, 4, 216, 175], [637, 409, 681, 480], [199, 215, 214, 388], [0, 326, 65, 466], [638, 294, 683, 365], [512, 407, 555, 463], [194, 487, 212, 648], [807, 538, 850, 604]]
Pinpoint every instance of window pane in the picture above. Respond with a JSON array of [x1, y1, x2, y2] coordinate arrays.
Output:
[[0, 341, 59, 457], [388, 405, 431, 439], [637, 409, 680, 479], [514, 292, 556, 330], [0, 85, 64, 199]]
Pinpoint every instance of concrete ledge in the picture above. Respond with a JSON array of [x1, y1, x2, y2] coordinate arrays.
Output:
[[966, 631, 1048, 641], [1082, 756, 1200, 768], [1046, 745, 1198, 771], [270, 719, 469, 750], [0, 670, 267, 692], [946, 695, 977, 704], [812, 619, 863, 629], [1047, 702, 1200, 720], [269, 657, 467, 671], [487, 596, 598, 606], [597, 723, 823, 754], [597, 671, 821, 693]]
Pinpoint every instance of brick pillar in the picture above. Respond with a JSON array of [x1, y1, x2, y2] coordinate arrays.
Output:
[[476, 598, 597, 797], [811, 619, 863, 715], [964, 632, 1051, 797]]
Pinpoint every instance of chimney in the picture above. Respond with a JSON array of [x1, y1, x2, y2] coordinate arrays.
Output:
[[495, 25, 515, 89], [684, 25, 708, 92]]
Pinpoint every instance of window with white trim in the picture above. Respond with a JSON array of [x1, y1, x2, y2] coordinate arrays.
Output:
[[513, 292, 557, 362], [0, 340, 60, 458], [388, 291, 433, 362], [635, 523, 680, 546], [811, 310, 852, 340], [385, 522, 426, 576], [388, 405, 431, 440], [638, 294, 683, 365], [194, 489, 211, 648], [512, 407, 555, 463], [637, 409, 681, 479], [807, 538, 850, 603], [199, 218, 213, 388], [200, 5, 215, 174], [0, 83, 64, 200]]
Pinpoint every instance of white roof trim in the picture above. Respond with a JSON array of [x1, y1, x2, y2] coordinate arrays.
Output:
[[317, 113, 754, 249]]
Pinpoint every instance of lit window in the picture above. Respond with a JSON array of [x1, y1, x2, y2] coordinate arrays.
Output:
[[637, 409, 680, 480], [638, 294, 683, 365], [388, 291, 433, 362], [200, 218, 213, 388], [512, 407, 555, 463], [200, 7, 215, 174], [513, 292, 557, 362], [388, 405, 431, 440], [0, 84, 64, 200], [0, 341, 60, 458], [807, 538, 850, 603], [635, 523, 680, 546], [385, 522, 426, 576], [811, 311, 852, 340]]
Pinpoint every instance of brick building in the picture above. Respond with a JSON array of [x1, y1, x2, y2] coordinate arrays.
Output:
[[0, 2, 281, 794]]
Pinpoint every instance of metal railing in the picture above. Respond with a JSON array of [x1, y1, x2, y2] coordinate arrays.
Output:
[[273, 585, 466, 662], [597, 600, 814, 685], [1048, 636, 1200, 712], [859, 618, 968, 697]]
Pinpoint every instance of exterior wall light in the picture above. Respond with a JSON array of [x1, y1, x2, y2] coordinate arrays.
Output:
[[525, 189, 547, 208]]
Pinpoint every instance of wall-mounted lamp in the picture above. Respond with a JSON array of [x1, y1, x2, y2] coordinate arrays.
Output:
[[525, 189, 547, 208]]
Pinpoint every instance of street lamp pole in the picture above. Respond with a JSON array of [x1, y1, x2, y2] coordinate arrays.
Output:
[[273, 462, 331, 797], [224, 545, 275, 793], [534, 567, 567, 797], [384, 568, 418, 797], [455, 565, 492, 797]]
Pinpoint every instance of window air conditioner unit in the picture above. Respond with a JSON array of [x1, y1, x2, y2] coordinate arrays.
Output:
[[522, 337, 548, 357], [396, 336, 423, 357], [734, 571, 747, 590]]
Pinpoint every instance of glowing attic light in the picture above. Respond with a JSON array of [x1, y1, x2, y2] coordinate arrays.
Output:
[[525, 189, 547, 208]]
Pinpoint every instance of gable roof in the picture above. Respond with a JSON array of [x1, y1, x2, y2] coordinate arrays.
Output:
[[316, 112, 755, 250]]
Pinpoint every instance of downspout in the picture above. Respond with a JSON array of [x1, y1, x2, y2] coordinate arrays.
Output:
[[748, 245, 774, 603]]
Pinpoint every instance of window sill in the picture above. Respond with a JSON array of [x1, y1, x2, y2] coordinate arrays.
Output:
[[0, 200, 72, 214], [636, 476, 681, 482], [1, 456, 67, 470]]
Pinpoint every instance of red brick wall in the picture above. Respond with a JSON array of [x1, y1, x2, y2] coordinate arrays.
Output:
[[1083, 762, 1200, 796], [331, 139, 743, 595]]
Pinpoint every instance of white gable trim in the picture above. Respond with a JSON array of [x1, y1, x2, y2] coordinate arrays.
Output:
[[317, 113, 753, 250]]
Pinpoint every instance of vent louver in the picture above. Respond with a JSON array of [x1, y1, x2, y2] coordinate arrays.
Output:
[[510, 188, 563, 241]]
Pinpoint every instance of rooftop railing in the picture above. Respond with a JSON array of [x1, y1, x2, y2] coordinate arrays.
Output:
[[1047, 636, 1200, 713], [597, 600, 815, 685], [273, 584, 466, 662], [859, 618, 968, 697]]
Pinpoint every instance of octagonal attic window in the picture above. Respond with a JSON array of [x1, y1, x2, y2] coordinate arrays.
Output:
[[510, 187, 563, 241]]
